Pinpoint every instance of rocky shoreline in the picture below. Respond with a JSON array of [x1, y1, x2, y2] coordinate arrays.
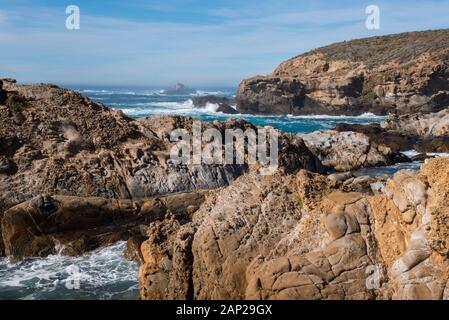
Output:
[[1, 70, 449, 300]]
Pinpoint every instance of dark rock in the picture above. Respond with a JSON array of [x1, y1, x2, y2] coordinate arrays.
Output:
[[236, 76, 306, 115], [192, 95, 238, 114], [216, 103, 239, 114], [414, 137, 449, 153], [124, 235, 146, 264], [0, 80, 5, 104], [1, 78, 17, 84], [1, 192, 206, 259], [411, 153, 436, 162], [0, 156, 16, 175], [29, 194, 59, 216], [192, 95, 234, 106]]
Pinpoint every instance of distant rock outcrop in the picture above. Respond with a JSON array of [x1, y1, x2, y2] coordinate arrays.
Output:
[[162, 83, 196, 95], [237, 29, 449, 116]]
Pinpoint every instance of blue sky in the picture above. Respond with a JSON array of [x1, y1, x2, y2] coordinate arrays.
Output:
[[1, 0, 449, 86]]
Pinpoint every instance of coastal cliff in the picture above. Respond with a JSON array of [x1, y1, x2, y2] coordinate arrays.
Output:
[[236, 29, 449, 116]]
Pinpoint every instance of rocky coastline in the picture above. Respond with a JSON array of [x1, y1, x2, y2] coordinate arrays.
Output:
[[1, 27, 449, 300]]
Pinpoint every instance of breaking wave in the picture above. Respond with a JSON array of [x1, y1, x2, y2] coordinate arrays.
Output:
[[0, 242, 139, 300]]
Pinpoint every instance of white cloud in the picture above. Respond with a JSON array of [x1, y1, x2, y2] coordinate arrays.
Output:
[[0, 1, 449, 85]]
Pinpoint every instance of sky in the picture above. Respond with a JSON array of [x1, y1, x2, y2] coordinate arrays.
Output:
[[0, 0, 449, 87]]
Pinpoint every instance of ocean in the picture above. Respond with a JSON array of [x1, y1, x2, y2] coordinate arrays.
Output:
[[0, 85, 423, 300], [72, 85, 385, 133]]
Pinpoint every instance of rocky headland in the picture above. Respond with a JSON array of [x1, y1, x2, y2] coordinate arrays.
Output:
[[236, 29, 449, 116]]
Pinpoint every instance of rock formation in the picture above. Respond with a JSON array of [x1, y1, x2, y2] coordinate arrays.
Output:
[[2, 79, 448, 300], [163, 83, 196, 95], [0, 82, 247, 215], [237, 29, 449, 116], [139, 158, 449, 300], [0, 80, 323, 258], [299, 130, 408, 171], [336, 108, 449, 153], [192, 95, 239, 114]]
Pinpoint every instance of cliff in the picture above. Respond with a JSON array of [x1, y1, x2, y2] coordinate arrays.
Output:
[[236, 29, 449, 116]]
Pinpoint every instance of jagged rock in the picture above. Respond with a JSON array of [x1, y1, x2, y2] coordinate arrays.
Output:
[[381, 109, 449, 137], [192, 95, 238, 114], [1, 78, 17, 84], [192, 95, 234, 106], [0, 80, 327, 258], [411, 154, 436, 162], [216, 104, 239, 114], [0, 82, 251, 216], [237, 29, 449, 116], [139, 158, 449, 300], [236, 77, 306, 115], [299, 130, 403, 171]]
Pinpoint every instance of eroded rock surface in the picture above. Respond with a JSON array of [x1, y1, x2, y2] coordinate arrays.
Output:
[[299, 130, 407, 171], [2, 191, 207, 260], [139, 158, 449, 300], [0, 81, 326, 258], [336, 108, 449, 153]]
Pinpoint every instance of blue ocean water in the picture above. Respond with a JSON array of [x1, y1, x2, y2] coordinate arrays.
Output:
[[71, 86, 385, 134]]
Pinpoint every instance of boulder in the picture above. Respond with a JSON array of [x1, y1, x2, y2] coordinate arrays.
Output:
[[299, 130, 404, 172], [0, 80, 327, 259], [216, 103, 239, 114], [0, 82, 252, 216], [236, 76, 306, 115]]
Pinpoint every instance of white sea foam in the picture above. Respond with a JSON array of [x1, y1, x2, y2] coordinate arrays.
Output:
[[79, 89, 167, 97], [286, 112, 382, 119], [402, 150, 449, 158], [0, 242, 138, 300]]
